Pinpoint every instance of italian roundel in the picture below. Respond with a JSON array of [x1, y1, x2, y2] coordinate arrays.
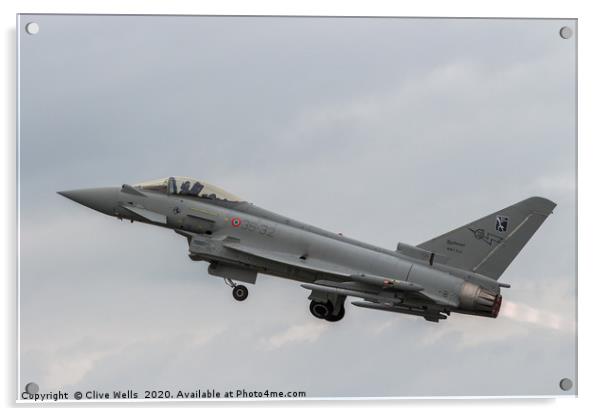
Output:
[[231, 217, 242, 227]]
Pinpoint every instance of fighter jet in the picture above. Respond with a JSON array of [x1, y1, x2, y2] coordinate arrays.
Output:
[[58, 177, 556, 323]]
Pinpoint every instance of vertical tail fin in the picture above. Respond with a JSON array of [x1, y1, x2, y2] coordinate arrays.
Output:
[[417, 197, 556, 279]]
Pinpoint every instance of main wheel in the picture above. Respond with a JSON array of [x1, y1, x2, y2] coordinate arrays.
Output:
[[309, 300, 333, 319], [232, 285, 248, 301], [325, 305, 345, 322]]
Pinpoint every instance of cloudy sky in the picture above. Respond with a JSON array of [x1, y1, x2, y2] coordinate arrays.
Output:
[[18, 15, 576, 398]]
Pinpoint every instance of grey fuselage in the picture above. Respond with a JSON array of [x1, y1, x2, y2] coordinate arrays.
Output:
[[59, 179, 559, 322], [97, 186, 499, 316]]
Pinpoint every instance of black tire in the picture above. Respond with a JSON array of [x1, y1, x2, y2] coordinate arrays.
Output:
[[232, 285, 248, 301], [309, 300, 333, 319], [325, 306, 345, 322]]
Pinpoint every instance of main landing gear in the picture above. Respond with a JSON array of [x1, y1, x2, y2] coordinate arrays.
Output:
[[225, 278, 248, 301], [309, 300, 345, 322]]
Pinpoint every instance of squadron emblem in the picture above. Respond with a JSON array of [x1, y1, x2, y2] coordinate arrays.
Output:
[[468, 228, 504, 247], [495, 216, 509, 233]]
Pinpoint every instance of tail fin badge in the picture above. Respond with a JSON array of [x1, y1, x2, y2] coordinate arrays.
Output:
[[495, 216, 509, 232], [469, 228, 504, 247]]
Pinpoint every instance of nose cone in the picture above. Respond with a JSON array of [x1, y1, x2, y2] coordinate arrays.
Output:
[[58, 187, 120, 216]]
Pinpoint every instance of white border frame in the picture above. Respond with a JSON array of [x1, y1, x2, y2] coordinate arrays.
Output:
[[3, 1, 599, 414]]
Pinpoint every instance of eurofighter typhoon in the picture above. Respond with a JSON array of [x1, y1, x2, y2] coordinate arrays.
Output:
[[58, 177, 555, 323]]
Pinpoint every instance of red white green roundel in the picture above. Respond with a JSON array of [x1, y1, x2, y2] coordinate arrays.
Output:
[[231, 217, 242, 227]]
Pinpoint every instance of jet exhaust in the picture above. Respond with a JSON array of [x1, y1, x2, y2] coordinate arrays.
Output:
[[458, 282, 502, 318]]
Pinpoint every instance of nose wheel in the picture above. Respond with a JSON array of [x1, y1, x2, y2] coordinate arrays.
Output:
[[225, 278, 249, 301], [232, 285, 249, 301]]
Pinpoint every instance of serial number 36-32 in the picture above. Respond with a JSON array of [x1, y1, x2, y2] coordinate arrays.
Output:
[[241, 220, 275, 237]]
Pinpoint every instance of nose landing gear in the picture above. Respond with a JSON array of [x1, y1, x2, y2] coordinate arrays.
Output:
[[225, 278, 248, 301], [232, 285, 249, 301]]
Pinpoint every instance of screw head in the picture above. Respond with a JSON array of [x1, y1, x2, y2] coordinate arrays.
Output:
[[559, 378, 573, 391], [25, 382, 39, 394], [25, 22, 39, 35], [559, 26, 573, 39]]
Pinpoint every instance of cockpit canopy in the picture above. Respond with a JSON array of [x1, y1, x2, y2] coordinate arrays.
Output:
[[134, 176, 244, 202]]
